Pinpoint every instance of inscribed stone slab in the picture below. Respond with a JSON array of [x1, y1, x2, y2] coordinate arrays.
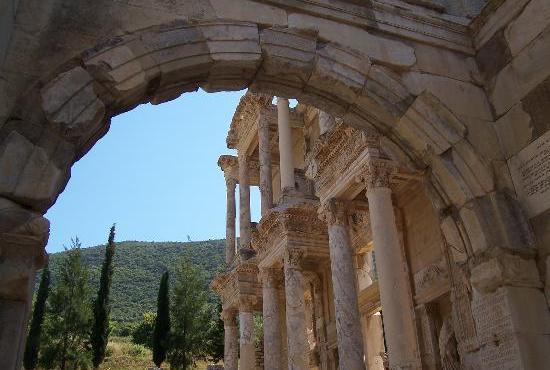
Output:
[[508, 130, 550, 218]]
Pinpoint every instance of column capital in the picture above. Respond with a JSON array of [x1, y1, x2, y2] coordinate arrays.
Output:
[[239, 295, 257, 312], [225, 176, 237, 189], [284, 247, 304, 269], [356, 159, 398, 190], [222, 309, 238, 326], [259, 267, 284, 288], [319, 198, 348, 226]]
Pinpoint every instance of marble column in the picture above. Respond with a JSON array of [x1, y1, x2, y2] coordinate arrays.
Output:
[[321, 199, 366, 370], [0, 232, 48, 370], [362, 161, 419, 369], [258, 116, 273, 216], [261, 268, 283, 370], [238, 153, 251, 248], [222, 309, 239, 370], [225, 177, 237, 265], [239, 297, 256, 370], [283, 248, 309, 370], [277, 97, 295, 192]]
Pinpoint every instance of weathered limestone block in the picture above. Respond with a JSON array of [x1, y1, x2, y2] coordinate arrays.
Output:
[[474, 0, 530, 48], [403, 72, 493, 121], [521, 76, 550, 139], [302, 43, 370, 116], [288, 13, 416, 68], [493, 104, 533, 159], [458, 191, 535, 255], [546, 256, 550, 308], [413, 42, 481, 84], [40, 66, 106, 145], [210, 0, 287, 27], [0, 131, 68, 211], [394, 92, 466, 158], [505, 0, 550, 56], [200, 22, 261, 92], [491, 25, 550, 116], [458, 115, 503, 162], [252, 27, 316, 97], [475, 30, 512, 82], [451, 139, 494, 195], [84, 36, 158, 103], [440, 214, 469, 263], [429, 152, 476, 207], [471, 258, 550, 370]]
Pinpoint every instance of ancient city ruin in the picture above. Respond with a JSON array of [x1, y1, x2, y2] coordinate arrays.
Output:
[[1, 0, 550, 369]]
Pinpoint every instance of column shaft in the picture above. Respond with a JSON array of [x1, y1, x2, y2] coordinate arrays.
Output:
[[222, 311, 239, 370], [323, 200, 366, 370], [258, 117, 273, 216], [225, 178, 237, 265], [239, 310, 255, 370], [283, 248, 309, 370], [238, 153, 251, 248], [261, 269, 283, 370], [277, 98, 295, 192], [367, 186, 419, 368]]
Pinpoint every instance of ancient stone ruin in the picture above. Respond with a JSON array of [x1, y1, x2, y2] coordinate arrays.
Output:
[[1, 0, 550, 369]]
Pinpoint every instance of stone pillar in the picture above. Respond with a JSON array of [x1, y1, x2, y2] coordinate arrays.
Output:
[[320, 199, 366, 370], [0, 199, 49, 370], [239, 297, 256, 370], [261, 268, 283, 370], [362, 161, 420, 369], [238, 153, 251, 248], [283, 248, 309, 370], [277, 97, 295, 192], [416, 304, 441, 370], [470, 253, 550, 370], [258, 116, 274, 216], [222, 309, 239, 370], [364, 313, 386, 370], [225, 177, 237, 265]]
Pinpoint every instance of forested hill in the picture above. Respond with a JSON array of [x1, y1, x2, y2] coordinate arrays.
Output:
[[43, 240, 225, 323]]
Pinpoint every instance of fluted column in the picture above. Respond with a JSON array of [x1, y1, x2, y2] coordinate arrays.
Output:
[[225, 177, 237, 265], [238, 153, 251, 248], [361, 161, 419, 369], [222, 309, 239, 370], [239, 297, 256, 370], [283, 248, 309, 370], [258, 116, 273, 215], [277, 97, 295, 192], [320, 199, 366, 370], [261, 268, 283, 370]]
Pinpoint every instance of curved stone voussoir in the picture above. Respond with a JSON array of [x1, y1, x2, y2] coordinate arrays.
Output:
[[428, 151, 476, 208], [250, 27, 317, 98], [0, 197, 49, 240], [300, 43, 371, 116], [199, 22, 261, 92], [83, 35, 159, 107], [0, 131, 70, 212], [40, 66, 107, 147], [458, 191, 536, 256]]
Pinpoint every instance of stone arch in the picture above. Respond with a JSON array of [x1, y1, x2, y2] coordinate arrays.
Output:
[[0, 17, 540, 370], [3, 20, 533, 256]]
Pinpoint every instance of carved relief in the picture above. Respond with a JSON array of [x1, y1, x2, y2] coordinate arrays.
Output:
[[285, 248, 305, 269], [318, 198, 348, 226]]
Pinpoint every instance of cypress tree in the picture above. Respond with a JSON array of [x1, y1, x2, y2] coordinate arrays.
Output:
[[153, 271, 171, 368], [23, 263, 50, 369], [91, 224, 116, 368]]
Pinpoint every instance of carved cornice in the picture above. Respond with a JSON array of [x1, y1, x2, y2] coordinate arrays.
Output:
[[306, 123, 380, 195], [256, 204, 328, 259], [218, 154, 261, 185], [236, 260, 259, 276], [413, 258, 450, 304]]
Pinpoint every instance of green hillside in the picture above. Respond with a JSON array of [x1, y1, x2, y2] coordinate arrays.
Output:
[[42, 240, 225, 323]]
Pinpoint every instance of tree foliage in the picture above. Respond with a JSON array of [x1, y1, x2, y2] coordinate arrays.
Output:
[[168, 258, 210, 369], [153, 271, 171, 367], [40, 239, 93, 370], [205, 299, 225, 363], [23, 263, 51, 370], [91, 224, 116, 368], [132, 311, 156, 348]]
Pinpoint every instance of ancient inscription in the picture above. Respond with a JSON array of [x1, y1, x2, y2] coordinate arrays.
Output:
[[508, 130, 550, 217]]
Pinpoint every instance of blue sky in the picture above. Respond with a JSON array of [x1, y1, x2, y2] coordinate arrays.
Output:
[[45, 89, 261, 253]]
